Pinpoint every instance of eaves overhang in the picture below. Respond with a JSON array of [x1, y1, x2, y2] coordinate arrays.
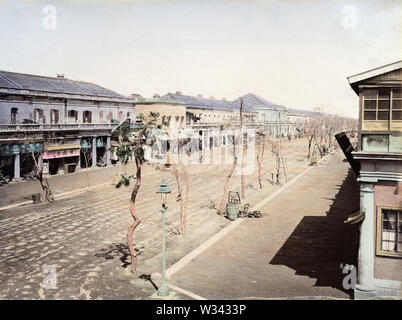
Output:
[[0, 88, 135, 104], [347, 60, 402, 95]]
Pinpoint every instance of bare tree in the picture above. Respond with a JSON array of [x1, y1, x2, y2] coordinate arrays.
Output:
[[256, 133, 266, 189], [239, 98, 246, 199], [22, 132, 55, 203], [113, 114, 158, 273]]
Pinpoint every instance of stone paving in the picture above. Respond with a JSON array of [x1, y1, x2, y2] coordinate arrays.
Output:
[[0, 137, 327, 299], [169, 151, 361, 300]]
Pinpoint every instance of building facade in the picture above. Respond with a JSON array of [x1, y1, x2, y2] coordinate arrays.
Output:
[[347, 60, 402, 299], [163, 91, 258, 130], [133, 95, 186, 132], [285, 109, 315, 138], [0, 71, 135, 179], [235, 93, 287, 137]]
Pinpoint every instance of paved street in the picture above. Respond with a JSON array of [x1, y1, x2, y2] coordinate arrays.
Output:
[[0, 163, 139, 209], [0, 138, 355, 300], [168, 151, 360, 300]]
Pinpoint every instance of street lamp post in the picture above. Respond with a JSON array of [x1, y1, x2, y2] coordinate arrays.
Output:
[[156, 179, 171, 297]]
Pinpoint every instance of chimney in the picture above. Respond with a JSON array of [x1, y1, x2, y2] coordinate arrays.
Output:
[[153, 93, 161, 98], [175, 90, 182, 95], [57, 74, 65, 79]]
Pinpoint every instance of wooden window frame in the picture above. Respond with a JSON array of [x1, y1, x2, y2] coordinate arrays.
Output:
[[376, 205, 402, 258], [11, 107, 18, 124], [363, 88, 402, 122], [50, 109, 59, 124], [391, 88, 402, 122]]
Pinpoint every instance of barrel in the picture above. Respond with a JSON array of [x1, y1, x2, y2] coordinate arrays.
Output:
[[226, 203, 239, 221], [32, 193, 41, 204]]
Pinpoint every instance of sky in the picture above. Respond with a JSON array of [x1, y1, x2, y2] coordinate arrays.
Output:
[[0, 0, 401, 118]]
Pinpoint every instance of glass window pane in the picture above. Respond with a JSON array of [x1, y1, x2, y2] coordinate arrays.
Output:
[[384, 211, 396, 221], [392, 111, 402, 120], [363, 89, 378, 98], [379, 88, 390, 98], [393, 88, 401, 98], [364, 111, 376, 120], [378, 100, 390, 110], [392, 99, 402, 109], [378, 111, 389, 120], [364, 100, 376, 110]]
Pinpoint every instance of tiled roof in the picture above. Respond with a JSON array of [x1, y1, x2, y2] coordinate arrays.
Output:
[[134, 97, 185, 105], [163, 93, 256, 112], [234, 93, 284, 111], [0, 70, 127, 99], [286, 108, 316, 116]]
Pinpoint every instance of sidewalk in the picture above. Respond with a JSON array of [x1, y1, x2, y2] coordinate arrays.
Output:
[[167, 152, 361, 299], [0, 163, 142, 208]]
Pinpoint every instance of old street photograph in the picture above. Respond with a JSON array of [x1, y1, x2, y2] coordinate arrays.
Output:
[[0, 0, 401, 303]]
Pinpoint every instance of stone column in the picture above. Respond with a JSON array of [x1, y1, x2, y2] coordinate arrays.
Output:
[[13, 153, 21, 180], [106, 135, 111, 166], [354, 182, 377, 299], [92, 136, 97, 168], [76, 137, 81, 171]]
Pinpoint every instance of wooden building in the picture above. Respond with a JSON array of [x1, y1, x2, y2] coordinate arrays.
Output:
[[347, 60, 402, 299]]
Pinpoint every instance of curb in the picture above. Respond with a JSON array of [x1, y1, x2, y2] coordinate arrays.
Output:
[[0, 170, 157, 212]]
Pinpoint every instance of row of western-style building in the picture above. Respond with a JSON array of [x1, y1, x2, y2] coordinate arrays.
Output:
[[0, 69, 316, 180], [0, 60, 401, 299]]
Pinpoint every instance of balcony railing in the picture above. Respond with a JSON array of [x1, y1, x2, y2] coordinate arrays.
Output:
[[0, 123, 119, 132]]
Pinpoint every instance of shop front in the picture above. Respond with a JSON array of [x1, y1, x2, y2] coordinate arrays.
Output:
[[43, 145, 81, 175], [0, 143, 43, 180]]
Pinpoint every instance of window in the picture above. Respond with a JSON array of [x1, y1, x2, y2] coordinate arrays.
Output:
[[363, 88, 402, 121], [83, 110, 92, 123], [11, 107, 18, 124], [377, 207, 402, 257], [392, 88, 402, 121], [363, 88, 390, 121], [50, 109, 59, 124], [99, 111, 103, 120], [34, 109, 44, 123], [68, 110, 78, 120], [106, 111, 113, 121]]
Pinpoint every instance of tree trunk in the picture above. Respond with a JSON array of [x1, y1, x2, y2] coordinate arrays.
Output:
[[127, 124, 148, 273], [172, 163, 184, 235], [31, 151, 54, 203], [239, 99, 246, 199], [82, 149, 91, 189], [127, 158, 142, 273], [256, 139, 265, 189], [182, 165, 189, 236]]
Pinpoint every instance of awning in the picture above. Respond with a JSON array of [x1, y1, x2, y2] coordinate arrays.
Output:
[[0, 143, 43, 156], [344, 209, 365, 225], [45, 144, 81, 151], [335, 132, 360, 175]]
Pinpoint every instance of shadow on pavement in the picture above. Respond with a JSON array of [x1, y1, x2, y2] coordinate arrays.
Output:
[[270, 169, 360, 298], [94, 242, 143, 269]]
